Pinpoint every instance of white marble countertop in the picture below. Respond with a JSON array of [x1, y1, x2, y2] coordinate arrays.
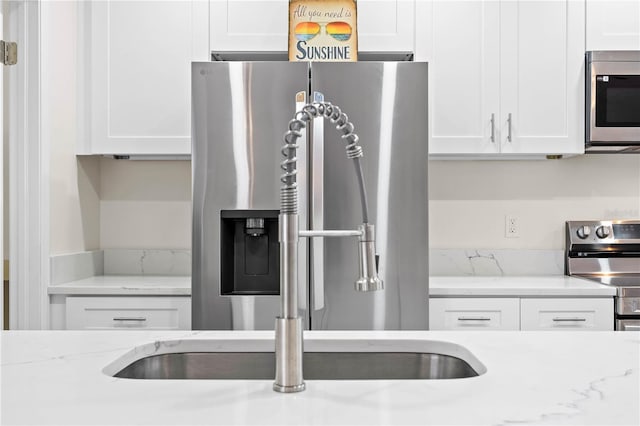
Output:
[[47, 275, 191, 296], [1, 330, 638, 425], [429, 276, 617, 297], [47, 275, 616, 298]]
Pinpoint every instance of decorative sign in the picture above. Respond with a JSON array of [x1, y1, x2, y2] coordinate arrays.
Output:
[[289, 0, 358, 62]]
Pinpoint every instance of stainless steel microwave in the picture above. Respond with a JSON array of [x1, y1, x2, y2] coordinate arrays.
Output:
[[586, 51, 640, 153]]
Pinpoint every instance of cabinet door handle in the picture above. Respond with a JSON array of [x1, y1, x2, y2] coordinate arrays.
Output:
[[507, 113, 512, 142], [490, 113, 495, 143], [457, 317, 491, 321], [552, 317, 586, 322], [113, 317, 147, 322]]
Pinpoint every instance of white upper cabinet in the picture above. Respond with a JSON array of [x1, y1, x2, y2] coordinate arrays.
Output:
[[210, 0, 288, 51], [586, 0, 640, 50], [210, 0, 415, 52], [356, 0, 415, 52], [420, 0, 585, 158], [499, 1, 585, 155], [420, 1, 501, 155], [79, 1, 209, 155]]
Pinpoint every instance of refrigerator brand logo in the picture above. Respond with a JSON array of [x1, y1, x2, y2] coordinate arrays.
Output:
[[289, 0, 358, 62]]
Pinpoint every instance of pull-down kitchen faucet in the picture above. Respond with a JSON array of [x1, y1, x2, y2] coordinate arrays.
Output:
[[274, 98, 384, 393]]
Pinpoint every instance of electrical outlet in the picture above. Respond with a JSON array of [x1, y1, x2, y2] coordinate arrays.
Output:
[[505, 215, 519, 238]]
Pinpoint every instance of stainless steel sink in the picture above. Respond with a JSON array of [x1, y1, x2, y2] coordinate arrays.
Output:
[[107, 339, 485, 381], [114, 351, 479, 380]]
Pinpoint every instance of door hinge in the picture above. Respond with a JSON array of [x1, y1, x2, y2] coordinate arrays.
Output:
[[1, 41, 17, 66]]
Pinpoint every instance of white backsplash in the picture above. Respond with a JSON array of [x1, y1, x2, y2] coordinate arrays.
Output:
[[51, 249, 191, 284], [51, 248, 563, 284], [50, 251, 104, 285], [103, 249, 191, 276], [429, 249, 565, 276]]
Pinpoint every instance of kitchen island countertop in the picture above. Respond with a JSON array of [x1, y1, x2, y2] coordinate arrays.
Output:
[[1, 330, 638, 425]]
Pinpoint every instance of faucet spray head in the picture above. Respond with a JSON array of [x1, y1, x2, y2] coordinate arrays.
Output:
[[355, 224, 384, 292]]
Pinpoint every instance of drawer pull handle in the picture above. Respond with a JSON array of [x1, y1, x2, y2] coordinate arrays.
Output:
[[457, 317, 491, 321], [552, 317, 586, 322], [113, 317, 147, 322]]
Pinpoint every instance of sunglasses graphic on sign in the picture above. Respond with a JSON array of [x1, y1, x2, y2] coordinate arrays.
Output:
[[294, 21, 352, 42]]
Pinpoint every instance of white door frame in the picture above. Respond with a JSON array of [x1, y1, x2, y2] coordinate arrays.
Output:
[[7, 0, 49, 329]]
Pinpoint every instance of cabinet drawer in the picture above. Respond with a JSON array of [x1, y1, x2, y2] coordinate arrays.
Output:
[[520, 298, 613, 331], [66, 297, 191, 330], [429, 298, 520, 330]]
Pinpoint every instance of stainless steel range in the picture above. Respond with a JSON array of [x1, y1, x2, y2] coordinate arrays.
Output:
[[566, 220, 640, 331]]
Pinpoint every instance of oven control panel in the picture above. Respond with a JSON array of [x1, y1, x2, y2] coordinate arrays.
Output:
[[566, 220, 640, 244]]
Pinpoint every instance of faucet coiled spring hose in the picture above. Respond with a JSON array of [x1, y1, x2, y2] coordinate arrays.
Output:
[[281, 102, 370, 223]]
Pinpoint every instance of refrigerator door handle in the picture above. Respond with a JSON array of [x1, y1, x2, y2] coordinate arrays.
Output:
[[311, 91, 325, 311], [295, 91, 308, 313]]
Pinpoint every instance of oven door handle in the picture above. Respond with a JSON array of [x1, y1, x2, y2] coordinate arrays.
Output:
[[621, 324, 640, 331]]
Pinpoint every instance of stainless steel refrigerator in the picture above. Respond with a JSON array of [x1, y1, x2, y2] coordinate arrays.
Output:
[[192, 61, 428, 330]]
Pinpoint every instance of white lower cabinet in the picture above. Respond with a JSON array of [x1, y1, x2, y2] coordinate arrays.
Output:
[[429, 298, 520, 330], [430, 297, 614, 331], [520, 298, 613, 331], [66, 297, 191, 330]]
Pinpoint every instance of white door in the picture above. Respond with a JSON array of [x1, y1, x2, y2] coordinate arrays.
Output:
[[425, 0, 500, 155], [500, 0, 585, 155]]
